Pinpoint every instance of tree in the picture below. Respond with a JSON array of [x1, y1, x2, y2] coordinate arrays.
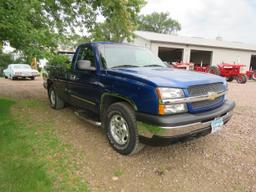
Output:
[[0, 0, 95, 61], [90, 0, 146, 42], [0, 0, 145, 61], [138, 12, 181, 34]]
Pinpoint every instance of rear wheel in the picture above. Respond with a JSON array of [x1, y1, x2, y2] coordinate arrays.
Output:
[[236, 74, 247, 84], [30, 76, 35, 80], [4, 76, 7, 79], [48, 86, 65, 109], [104, 102, 144, 155], [252, 72, 256, 81], [207, 66, 221, 76]]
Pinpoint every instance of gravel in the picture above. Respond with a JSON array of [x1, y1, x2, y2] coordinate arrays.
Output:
[[0, 77, 255, 192]]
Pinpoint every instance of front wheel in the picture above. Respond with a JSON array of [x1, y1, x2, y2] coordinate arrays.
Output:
[[236, 74, 247, 84], [4, 76, 7, 79], [30, 76, 35, 80], [104, 102, 144, 155], [48, 86, 65, 109]]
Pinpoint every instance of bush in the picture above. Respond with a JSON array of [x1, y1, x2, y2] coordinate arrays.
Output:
[[0, 53, 25, 76], [45, 55, 71, 79], [46, 54, 71, 71], [47, 54, 70, 66], [0, 53, 12, 65]]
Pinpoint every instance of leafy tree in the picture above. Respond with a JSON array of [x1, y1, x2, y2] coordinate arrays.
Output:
[[90, 22, 116, 42], [90, 0, 146, 42], [138, 12, 181, 34], [0, 0, 145, 62]]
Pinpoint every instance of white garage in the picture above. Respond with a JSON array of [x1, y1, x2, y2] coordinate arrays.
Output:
[[133, 31, 256, 70]]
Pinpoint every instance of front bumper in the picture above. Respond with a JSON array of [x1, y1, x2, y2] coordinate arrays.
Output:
[[13, 74, 38, 77], [136, 100, 235, 139]]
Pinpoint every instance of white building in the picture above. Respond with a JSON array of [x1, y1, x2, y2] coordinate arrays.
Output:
[[133, 31, 256, 70]]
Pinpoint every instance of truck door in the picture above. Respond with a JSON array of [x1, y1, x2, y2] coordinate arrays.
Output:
[[68, 44, 100, 112], [53, 62, 71, 102]]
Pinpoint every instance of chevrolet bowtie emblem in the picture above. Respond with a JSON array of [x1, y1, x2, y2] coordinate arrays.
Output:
[[208, 92, 218, 100]]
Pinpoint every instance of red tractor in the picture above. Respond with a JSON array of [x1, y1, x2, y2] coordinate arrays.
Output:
[[172, 62, 249, 84], [206, 63, 247, 84]]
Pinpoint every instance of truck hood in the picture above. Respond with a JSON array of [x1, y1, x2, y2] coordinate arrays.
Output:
[[108, 67, 226, 88]]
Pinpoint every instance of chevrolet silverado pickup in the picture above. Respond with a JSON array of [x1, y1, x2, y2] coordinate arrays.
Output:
[[43, 42, 235, 155]]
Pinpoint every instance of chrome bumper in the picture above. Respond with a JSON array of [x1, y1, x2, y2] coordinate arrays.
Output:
[[13, 74, 37, 77], [137, 111, 233, 138]]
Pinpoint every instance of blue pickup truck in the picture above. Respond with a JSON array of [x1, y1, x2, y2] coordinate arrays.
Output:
[[43, 42, 235, 155]]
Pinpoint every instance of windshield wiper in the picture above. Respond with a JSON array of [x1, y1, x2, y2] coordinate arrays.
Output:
[[143, 64, 164, 67], [112, 65, 139, 68]]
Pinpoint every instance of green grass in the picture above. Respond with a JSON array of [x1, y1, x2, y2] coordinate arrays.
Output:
[[232, 184, 249, 192], [0, 98, 89, 192], [114, 169, 123, 177]]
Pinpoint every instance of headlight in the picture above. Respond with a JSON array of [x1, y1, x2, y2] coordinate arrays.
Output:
[[157, 88, 184, 100], [157, 88, 187, 115]]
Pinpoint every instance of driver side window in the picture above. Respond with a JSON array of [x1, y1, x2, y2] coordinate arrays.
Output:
[[77, 45, 96, 68]]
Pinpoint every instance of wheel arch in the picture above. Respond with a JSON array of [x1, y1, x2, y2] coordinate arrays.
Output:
[[100, 93, 138, 116], [47, 79, 53, 90]]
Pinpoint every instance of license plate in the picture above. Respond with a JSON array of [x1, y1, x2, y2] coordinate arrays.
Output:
[[211, 117, 224, 133]]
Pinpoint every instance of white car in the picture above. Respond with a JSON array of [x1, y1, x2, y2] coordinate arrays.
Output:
[[3, 64, 39, 80]]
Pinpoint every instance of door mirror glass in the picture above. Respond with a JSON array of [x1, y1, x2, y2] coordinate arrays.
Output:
[[77, 60, 96, 71]]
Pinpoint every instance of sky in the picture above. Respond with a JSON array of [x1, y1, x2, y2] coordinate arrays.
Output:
[[141, 0, 256, 44]]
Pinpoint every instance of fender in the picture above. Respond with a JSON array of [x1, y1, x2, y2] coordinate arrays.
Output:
[[100, 92, 138, 111]]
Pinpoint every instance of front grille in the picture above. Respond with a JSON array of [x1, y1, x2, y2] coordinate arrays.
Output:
[[22, 72, 31, 76], [188, 83, 225, 112], [191, 96, 224, 110], [188, 83, 225, 97]]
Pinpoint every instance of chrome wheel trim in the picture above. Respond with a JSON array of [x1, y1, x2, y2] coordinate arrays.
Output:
[[50, 90, 56, 106], [110, 114, 130, 145]]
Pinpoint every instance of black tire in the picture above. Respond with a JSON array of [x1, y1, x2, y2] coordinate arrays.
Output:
[[4, 76, 7, 79], [226, 76, 234, 82], [30, 76, 35, 80], [104, 102, 144, 155], [48, 86, 65, 109], [241, 74, 247, 84], [11, 76, 17, 80], [236, 74, 247, 84], [207, 66, 221, 76]]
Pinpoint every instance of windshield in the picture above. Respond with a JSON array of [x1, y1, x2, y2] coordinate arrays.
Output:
[[98, 44, 167, 68], [12, 64, 31, 69]]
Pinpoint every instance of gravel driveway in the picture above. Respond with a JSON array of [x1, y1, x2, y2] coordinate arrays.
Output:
[[0, 77, 255, 192]]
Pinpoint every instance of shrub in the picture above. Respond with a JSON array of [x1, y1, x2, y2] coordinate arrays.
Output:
[[0, 53, 25, 76], [46, 54, 71, 71]]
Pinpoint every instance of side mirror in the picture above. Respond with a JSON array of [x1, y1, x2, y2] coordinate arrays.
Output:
[[77, 60, 96, 71]]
